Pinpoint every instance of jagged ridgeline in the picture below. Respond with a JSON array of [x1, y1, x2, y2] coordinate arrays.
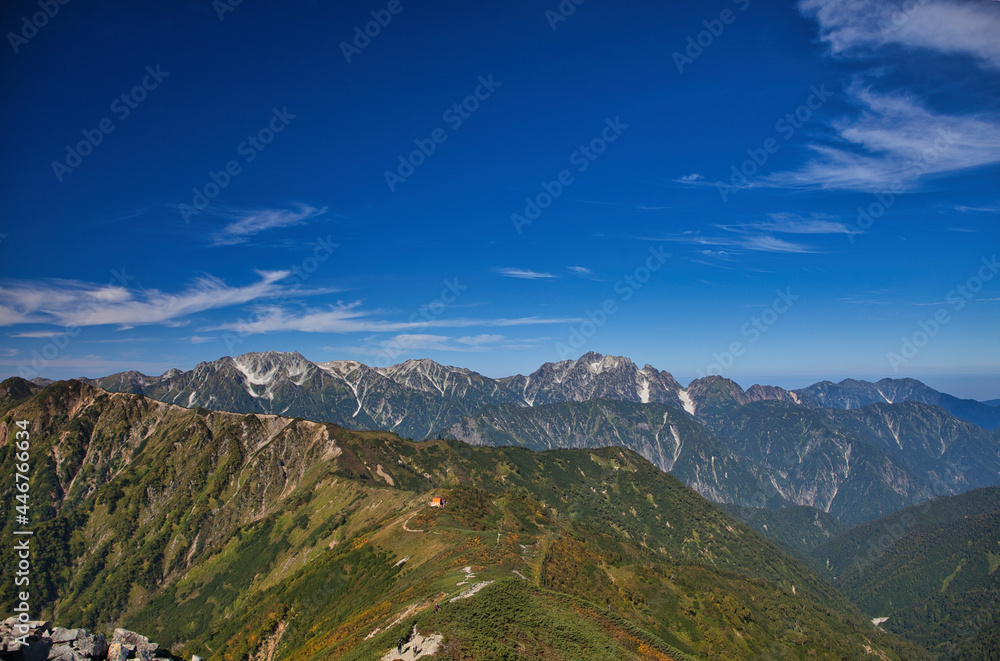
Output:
[[0, 379, 928, 660], [82, 351, 1000, 528]]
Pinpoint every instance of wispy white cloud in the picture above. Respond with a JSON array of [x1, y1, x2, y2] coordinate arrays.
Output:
[[955, 205, 1000, 213], [567, 266, 604, 281], [912, 297, 1000, 306], [0, 270, 324, 328], [645, 211, 851, 257], [718, 213, 853, 235], [83, 336, 159, 344], [8, 330, 63, 338], [212, 204, 327, 246], [648, 232, 818, 254], [740, 235, 817, 253], [677, 173, 704, 183], [209, 304, 585, 334], [456, 334, 505, 346], [764, 86, 1000, 191], [495, 268, 557, 280], [329, 332, 513, 355], [767, 2, 1000, 191], [798, 0, 1000, 70]]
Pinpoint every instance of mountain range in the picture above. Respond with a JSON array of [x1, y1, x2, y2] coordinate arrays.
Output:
[[77, 351, 1000, 436], [80, 351, 1000, 527], [0, 378, 929, 659]]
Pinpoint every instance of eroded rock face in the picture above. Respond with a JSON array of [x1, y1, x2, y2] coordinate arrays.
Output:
[[0, 622, 148, 661]]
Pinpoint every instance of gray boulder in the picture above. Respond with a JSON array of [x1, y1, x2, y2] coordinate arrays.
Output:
[[50, 628, 82, 643], [111, 629, 159, 654], [47, 645, 86, 661], [74, 633, 108, 658]]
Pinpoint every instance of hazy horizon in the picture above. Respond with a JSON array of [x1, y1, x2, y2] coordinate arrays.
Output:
[[12, 350, 1000, 402]]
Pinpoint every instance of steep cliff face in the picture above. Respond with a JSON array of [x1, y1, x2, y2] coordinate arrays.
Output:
[[0, 378, 408, 632], [440, 399, 766, 506], [498, 352, 686, 408], [441, 398, 1000, 527]]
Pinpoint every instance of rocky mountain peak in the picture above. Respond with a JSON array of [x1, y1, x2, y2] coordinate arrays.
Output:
[[229, 351, 314, 383]]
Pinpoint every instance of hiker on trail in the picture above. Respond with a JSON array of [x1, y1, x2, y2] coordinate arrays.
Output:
[[435, 603, 439, 613], [397, 638, 403, 653]]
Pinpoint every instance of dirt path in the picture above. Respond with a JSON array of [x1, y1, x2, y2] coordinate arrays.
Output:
[[402, 513, 425, 533], [380, 627, 443, 661], [365, 593, 448, 642]]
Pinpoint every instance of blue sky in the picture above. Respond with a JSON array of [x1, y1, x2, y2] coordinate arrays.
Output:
[[1, 0, 998, 398]]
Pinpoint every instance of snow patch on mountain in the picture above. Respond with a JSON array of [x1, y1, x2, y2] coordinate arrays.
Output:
[[232, 356, 280, 386], [316, 360, 364, 377], [678, 389, 696, 415], [521, 377, 535, 406], [670, 425, 683, 464]]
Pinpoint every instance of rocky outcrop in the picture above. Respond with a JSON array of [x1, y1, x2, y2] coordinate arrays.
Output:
[[0, 621, 161, 661]]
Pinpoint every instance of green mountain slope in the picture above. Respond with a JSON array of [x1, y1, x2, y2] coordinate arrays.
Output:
[[810, 487, 1000, 579], [720, 504, 847, 558], [0, 379, 927, 660], [810, 488, 1000, 660]]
